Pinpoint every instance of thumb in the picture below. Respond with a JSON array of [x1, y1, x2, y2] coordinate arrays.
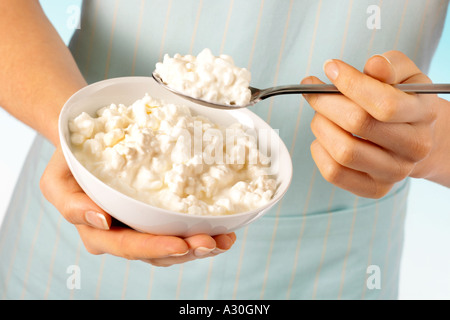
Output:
[[363, 54, 397, 84], [364, 50, 431, 85]]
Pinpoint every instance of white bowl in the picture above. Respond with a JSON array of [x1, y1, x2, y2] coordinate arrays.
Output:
[[59, 77, 293, 237]]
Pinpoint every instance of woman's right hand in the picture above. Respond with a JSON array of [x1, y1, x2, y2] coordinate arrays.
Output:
[[40, 145, 236, 267]]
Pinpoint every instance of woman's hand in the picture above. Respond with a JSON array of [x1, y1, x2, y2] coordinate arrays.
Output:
[[303, 50, 443, 198], [40, 146, 236, 267]]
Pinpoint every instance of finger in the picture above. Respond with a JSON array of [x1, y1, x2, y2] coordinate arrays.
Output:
[[311, 113, 414, 182], [303, 76, 420, 156], [184, 234, 217, 257], [323, 58, 423, 123], [143, 233, 237, 266], [40, 147, 111, 230], [77, 225, 190, 260], [182, 232, 235, 256], [302, 76, 375, 139], [310, 140, 392, 199], [212, 233, 236, 254]]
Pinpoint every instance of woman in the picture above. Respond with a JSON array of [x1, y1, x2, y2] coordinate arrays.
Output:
[[0, 0, 449, 299]]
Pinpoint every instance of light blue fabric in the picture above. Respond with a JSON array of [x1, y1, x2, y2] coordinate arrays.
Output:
[[0, 0, 448, 299]]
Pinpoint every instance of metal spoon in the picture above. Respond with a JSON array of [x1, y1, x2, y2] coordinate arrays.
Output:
[[152, 73, 450, 110]]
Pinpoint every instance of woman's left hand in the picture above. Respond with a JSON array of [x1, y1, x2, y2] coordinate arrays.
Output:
[[303, 50, 440, 198]]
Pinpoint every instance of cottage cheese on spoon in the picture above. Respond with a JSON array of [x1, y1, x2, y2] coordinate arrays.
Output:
[[155, 48, 252, 106]]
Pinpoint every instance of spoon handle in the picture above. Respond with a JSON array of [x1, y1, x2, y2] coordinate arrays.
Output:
[[258, 83, 450, 99]]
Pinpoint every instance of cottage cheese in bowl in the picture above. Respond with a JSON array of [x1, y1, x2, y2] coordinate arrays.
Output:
[[69, 94, 277, 216], [59, 76, 293, 236], [154, 48, 252, 106]]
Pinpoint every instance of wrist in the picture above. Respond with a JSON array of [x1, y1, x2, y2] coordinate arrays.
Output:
[[411, 97, 450, 186], [35, 78, 87, 147]]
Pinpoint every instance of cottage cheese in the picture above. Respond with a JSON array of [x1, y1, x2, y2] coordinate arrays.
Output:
[[155, 48, 252, 106], [69, 94, 276, 215]]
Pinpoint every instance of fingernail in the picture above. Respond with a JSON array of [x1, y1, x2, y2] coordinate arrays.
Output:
[[169, 249, 190, 257], [323, 59, 339, 81], [211, 248, 227, 255], [85, 211, 109, 230], [370, 54, 392, 66], [194, 247, 215, 257]]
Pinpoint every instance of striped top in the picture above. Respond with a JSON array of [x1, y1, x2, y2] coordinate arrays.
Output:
[[0, 0, 448, 299]]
